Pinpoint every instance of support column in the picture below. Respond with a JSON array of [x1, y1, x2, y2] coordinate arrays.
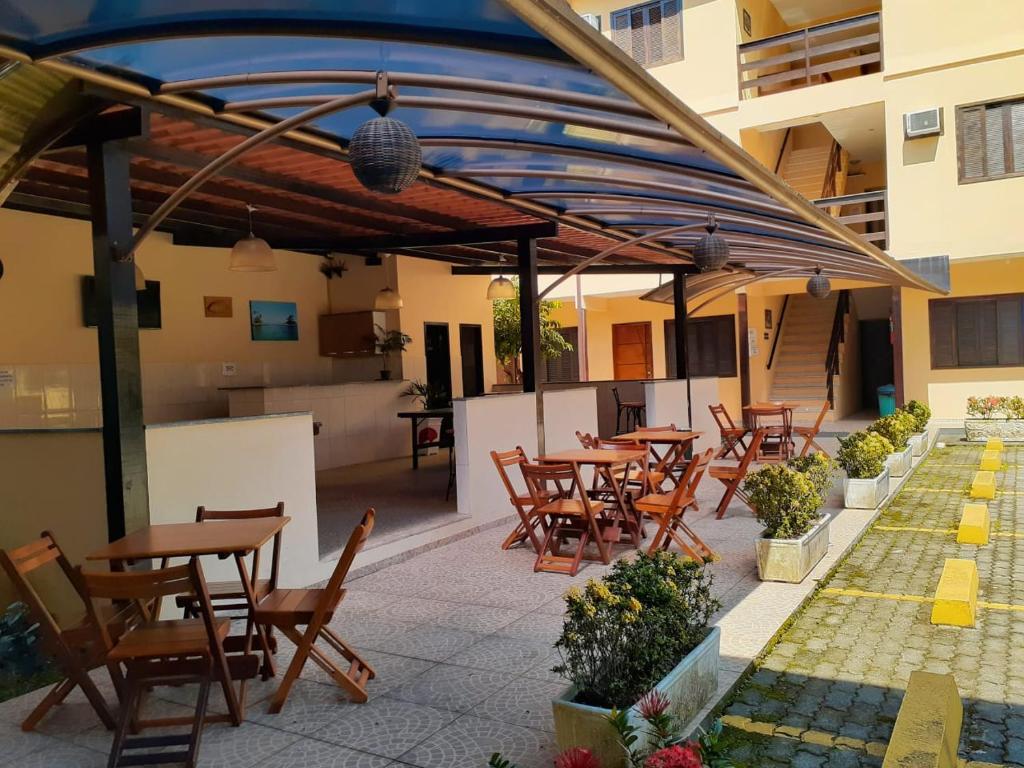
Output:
[[672, 272, 693, 428], [738, 291, 752, 408], [574, 275, 589, 382], [517, 238, 544, 453], [87, 141, 149, 542], [892, 286, 905, 406]]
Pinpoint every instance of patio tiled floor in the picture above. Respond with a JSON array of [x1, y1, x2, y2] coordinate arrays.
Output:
[[718, 443, 1024, 767], [1, 432, 907, 767]]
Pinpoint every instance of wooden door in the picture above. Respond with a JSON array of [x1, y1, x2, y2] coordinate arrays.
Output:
[[612, 322, 653, 380]]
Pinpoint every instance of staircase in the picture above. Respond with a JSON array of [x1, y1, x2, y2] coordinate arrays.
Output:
[[769, 294, 841, 420], [778, 143, 835, 199]]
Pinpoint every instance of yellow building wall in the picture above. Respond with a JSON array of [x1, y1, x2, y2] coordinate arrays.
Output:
[[393, 257, 497, 398], [901, 259, 1024, 420]]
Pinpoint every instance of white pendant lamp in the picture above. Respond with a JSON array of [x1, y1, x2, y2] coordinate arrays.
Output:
[[229, 205, 277, 272], [374, 254, 403, 309], [486, 255, 516, 300]]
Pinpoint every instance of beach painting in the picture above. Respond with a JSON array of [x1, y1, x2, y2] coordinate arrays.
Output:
[[250, 300, 299, 341]]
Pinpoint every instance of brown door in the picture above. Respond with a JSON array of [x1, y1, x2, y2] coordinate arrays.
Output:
[[612, 322, 653, 380]]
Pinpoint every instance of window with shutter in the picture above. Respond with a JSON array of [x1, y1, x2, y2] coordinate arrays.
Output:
[[608, 1, 684, 67], [929, 294, 1024, 368], [664, 315, 737, 378], [543, 327, 580, 383], [957, 98, 1024, 182]]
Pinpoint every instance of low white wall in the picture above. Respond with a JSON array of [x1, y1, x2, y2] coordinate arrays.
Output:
[[928, 381, 1024, 421], [543, 387, 598, 454], [643, 379, 689, 430], [454, 393, 538, 521], [688, 377, 721, 454], [145, 413, 326, 587]]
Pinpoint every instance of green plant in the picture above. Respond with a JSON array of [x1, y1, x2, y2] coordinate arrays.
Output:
[[743, 464, 822, 539], [375, 325, 412, 374], [554, 552, 718, 710], [0, 602, 48, 680], [401, 378, 450, 410], [492, 278, 573, 383], [1008, 396, 1024, 419], [902, 400, 931, 433], [869, 410, 916, 450], [837, 430, 893, 479], [786, 452, 837, 507], [967, 396, 1007, 418]]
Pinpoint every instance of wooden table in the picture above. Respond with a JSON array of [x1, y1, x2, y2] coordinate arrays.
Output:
[[397, 408, 453, 469], [743, 402, 797, 460], [539, 448, 646, 546], [87, 516, 290, 720], [616, 430, 702, 489]]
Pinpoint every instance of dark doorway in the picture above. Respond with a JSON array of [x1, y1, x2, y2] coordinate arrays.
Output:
[[860, 319, 893, 410], [459, 324, 485, 398], [424, 323, 452, 401]]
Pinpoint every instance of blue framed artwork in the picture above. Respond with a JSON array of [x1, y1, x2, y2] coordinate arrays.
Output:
[[250, 300, 298, 341]]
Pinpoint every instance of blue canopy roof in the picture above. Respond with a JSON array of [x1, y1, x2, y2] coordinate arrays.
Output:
[[0, 0, 940, 291]]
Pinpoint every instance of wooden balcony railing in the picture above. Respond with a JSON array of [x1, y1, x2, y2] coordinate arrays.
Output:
[[738, 12, 881, 98], [813, 190, 887, 250]]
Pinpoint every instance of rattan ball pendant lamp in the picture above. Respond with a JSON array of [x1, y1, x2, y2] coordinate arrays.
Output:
[[349, 96, 422, 195], [692, 214, 730, 272], [807, 267, 832, 299], [229, 205, 277, 272]]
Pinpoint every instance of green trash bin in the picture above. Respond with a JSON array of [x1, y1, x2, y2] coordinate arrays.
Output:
[[877, 384, 896, 416]]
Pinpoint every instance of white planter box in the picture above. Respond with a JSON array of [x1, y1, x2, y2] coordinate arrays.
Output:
[[755, 516, 830, 583], [553, 627, 720, 768], [965, 419, 1024, 442], [908, 433, 927, 458], [843, 466, 890, 509], [885, 445, 913, 477]]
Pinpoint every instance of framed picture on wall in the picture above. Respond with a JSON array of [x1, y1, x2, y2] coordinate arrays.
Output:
[[250, 300, 299, 341]]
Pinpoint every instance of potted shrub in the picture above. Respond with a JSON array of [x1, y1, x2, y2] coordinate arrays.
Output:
[[869, 411, 916, 477], [903, 400, 932, 457], [375, 325, 411, 381], [787, 452, 838, 507], [965, 396, 1024, 442], [551, 553, 720, 768], [744, 462, 829, 583], [837, 430, 893, 509]]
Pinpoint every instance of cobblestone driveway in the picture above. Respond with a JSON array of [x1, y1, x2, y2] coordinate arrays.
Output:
[[718, 444, 1024, 767]]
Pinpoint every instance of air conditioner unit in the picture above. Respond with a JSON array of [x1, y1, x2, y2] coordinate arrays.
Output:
[[904, 108, 943, 139], [581, 13, 602, 31]]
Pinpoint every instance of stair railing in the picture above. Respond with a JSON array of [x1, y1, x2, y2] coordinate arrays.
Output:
[[766, 294, 789, 371], [825, 290, 851, 408], [774, 127, 793, 175]]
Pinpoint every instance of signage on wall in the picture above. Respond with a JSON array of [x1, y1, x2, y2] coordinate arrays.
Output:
[[0, 368, 13, 389], [747, 328, 759, 357]]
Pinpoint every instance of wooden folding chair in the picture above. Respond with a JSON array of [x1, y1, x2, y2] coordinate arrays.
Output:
[[709, 404, 748, 460], [748, 406, 792, 462], [255, 510, 376, 713], [575, 430, 598, 449], [635, 449, 716, 561], [521, 462, 610, 576], [0, 532, 121, 733], [597, 438, 663, 496], [492, 447, 552, 552], [795, 401, 831, 457], [81, 558, 237, 768], [710, 429, 766, 519]]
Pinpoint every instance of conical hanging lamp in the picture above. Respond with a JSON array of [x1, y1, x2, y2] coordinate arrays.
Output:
[[486, 255, 516, 300], [229, 205, 276, 272], [374, 254, 403, 309]]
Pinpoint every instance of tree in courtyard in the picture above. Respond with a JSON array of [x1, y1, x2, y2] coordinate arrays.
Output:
[[492, 279, 573, 383]]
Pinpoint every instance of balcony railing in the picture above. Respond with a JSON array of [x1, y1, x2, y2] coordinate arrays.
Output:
[[738, 12, 881, 98], [813, 190, 887, 250]]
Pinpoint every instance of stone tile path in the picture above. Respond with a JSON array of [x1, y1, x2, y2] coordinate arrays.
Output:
[[718, 443, 1024, 767], [0, 433, 892, 768]]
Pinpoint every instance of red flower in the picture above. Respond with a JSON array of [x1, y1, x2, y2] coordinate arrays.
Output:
[[643, 743, 704, 768], [555, 747, 602, 768], [637, 690, 672, 720]]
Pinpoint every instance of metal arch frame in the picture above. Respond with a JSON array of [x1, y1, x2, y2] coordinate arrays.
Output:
[[537, 222, 713, 299], [687, 268, 810, 315]]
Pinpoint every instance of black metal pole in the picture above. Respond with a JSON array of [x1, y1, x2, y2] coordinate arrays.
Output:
[[673, 272, 693, 429], [87, 140, 149, 542], [517, 238, 541, 394]]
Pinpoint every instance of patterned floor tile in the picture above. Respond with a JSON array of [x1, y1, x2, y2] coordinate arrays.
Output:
[[398, 715, 556, 768], [194, 720, 304, 767], [249, 679, 361, 736], [253, 737, 392, 767], [446, 635, 554, 674], [433, 604, 527, 634], [387, 664, 513, 712], [496, 612, 566, 645], [312, 697, 456, 759], [0, 738, 106, 768], [384, 625, 488, 662], [476, 678, 565, 732], [370, 597, 461, 624]]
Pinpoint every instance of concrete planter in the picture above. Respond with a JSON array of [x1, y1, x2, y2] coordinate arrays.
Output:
[[552, 627, 720, 768], [965, 419, 1024, 442], [843, 466, 890, 509], [908, 433, 927, 458], [755, 515, 830, 583], [885, 445, 913, 477]]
